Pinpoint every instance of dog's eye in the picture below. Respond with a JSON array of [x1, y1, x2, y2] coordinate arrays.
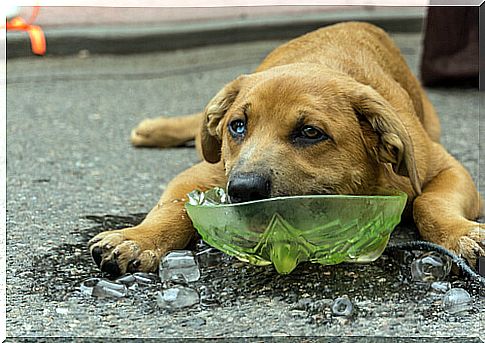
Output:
[[301, 126, 323, 139], [292, 125, 329, 146], [228, 119, 246, 138]]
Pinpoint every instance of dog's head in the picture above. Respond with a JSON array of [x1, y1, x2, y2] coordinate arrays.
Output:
[[201, 64, 420, 203]]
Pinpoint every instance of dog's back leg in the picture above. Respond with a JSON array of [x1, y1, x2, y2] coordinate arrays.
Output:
[[420, 91, 441, 143], [131, 112, 203, 148]]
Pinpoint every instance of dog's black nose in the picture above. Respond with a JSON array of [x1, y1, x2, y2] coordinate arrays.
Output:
[[227, 173, 271, 203]]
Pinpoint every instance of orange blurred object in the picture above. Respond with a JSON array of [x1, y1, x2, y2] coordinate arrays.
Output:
[[6, 7, 46, 55]]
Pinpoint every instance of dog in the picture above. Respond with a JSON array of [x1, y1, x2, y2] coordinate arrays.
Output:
[[88, 22, 484, 276]]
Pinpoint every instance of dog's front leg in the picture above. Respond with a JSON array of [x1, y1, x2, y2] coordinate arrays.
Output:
[[413, 150, 484, 267], [88, 161, 226, 276]]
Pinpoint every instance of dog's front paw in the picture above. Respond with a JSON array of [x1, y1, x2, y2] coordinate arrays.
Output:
[[450, 224, 485, 268], [88, 228, 163, 276]]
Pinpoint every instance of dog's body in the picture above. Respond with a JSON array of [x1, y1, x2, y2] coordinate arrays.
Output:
[[89, 22, 484, 276]]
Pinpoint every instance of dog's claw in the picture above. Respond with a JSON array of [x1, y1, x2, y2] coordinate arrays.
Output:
[[100, 260, 121, 276], [87, 236, 102, 248], [127, 259, 140, 273], [91, 246, 104, 266]]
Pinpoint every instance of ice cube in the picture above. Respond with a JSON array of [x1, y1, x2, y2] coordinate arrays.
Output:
[[196, 248, 224, 268], [430, 281, 451, 293], [187, 189, 204, 205], [442, 288, 472, 314], [80, 278, 128, 298], [156, 286, 200, 309], [115, 274, 137, 286], [92, 279, 128, 298], [410, 252, 451, 283], [133, 272, 159, 284], [159, 250, 201, 283], [115, 274, 139, 290], [166, 273, 189, 285], [331, 297, 353, 316], [203, 187, 228, 205], [187, 187, 228, 206], [79, 277, 101, 296]]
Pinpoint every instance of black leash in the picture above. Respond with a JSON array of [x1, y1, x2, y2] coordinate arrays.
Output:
[[385, 240, 485, 287]]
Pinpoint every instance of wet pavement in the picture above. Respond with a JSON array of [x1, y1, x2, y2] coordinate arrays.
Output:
[[6, 33, 484, 339]]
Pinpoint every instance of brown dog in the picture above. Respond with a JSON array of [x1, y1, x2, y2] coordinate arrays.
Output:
[[89, 22, 484, 276]]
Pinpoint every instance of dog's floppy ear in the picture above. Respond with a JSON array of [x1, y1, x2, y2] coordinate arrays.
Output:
[[201, 76, 245, 163], [351, 84, 422, 195]]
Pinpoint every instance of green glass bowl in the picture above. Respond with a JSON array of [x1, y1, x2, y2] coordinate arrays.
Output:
[[185, 189, 407, 274]]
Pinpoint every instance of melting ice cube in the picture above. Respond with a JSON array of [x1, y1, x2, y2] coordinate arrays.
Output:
[[203, 187, 228, 205], [166, 273, 189, 286], [79, 277, 100, 296], [132, 272, 159, 284], [187, 187, 228, 206], [80, 278, 128, 298], [442, 288, 472, 314], [196, 248, 224, 268], [410, 251, 451, 283], [187, 189, 204, 205], [156, 286, 200, 309], [115, 274, 137, 287], [331, 297, 353, 316], [159, 250, 201, 283], [430, 281, 451, 293]]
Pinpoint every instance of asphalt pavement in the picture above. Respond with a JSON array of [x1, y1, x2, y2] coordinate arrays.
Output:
[[6, 32, 484, 340]]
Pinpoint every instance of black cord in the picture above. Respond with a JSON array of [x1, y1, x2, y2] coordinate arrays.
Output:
[[385, 240, 485, 287]]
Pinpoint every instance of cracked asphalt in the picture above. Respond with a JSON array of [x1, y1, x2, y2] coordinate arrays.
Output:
[[6, 32, 484, 340]]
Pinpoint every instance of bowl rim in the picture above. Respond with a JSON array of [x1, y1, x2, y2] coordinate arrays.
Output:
[[185, 188, 407, 209]]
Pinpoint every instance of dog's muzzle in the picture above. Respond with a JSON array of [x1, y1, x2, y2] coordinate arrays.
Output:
[[227, 173, 272, 203]]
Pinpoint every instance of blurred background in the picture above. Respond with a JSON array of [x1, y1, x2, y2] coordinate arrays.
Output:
[[12, 5, 430, 25], [7, 6, 425, 56], [11, 5, 373, 26], [6, 5, 479, 87]]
